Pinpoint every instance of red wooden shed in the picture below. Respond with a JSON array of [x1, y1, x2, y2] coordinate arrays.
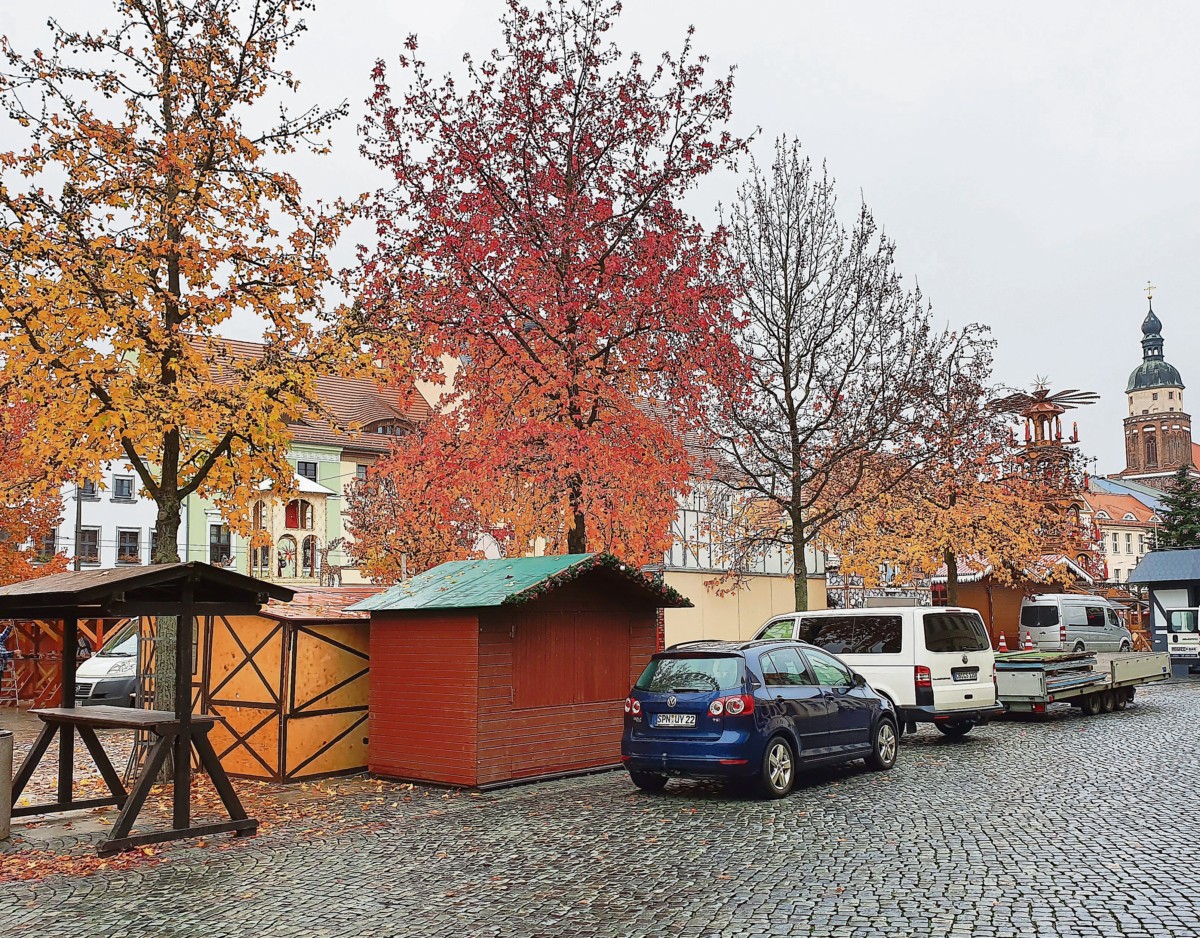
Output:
[[350, 553, 691, 788]]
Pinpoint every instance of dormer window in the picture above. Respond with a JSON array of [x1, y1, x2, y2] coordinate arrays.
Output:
[[1096, 511, 1110, 520]]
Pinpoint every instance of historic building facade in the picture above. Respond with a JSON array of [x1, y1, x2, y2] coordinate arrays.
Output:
[[1119, 302, 1198, 489]]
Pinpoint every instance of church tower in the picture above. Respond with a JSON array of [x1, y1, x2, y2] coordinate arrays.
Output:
[[1119, 297, 1196, 489]]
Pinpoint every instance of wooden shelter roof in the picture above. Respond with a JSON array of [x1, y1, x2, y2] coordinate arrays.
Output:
[[349, 554, 692, 612], [0, 562, 294, 618]]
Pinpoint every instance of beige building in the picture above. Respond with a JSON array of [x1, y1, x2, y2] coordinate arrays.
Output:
[[1078, 490, 1160, 584]]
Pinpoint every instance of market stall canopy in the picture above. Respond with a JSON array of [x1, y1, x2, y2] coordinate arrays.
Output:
[[349, 553, 692, 612], [0, 562, 295, 618]]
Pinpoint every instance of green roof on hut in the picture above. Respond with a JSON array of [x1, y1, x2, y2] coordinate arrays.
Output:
[[348, 553, 691, 612]]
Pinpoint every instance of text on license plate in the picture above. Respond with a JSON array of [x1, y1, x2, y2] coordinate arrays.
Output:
[[952, 668, 978, 682], [655, 713, 697, 728]]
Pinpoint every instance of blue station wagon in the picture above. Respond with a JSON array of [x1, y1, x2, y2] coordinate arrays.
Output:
[[621, 640, 898, 797]]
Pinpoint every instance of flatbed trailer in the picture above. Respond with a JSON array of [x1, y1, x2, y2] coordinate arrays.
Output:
[[996, 651, 1170, 715]]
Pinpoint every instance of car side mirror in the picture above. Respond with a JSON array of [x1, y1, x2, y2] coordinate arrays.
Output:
[[852, 672, 867, 688], [749, 677, 762, 690]]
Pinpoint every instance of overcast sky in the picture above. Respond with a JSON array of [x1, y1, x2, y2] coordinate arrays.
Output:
[[7, 1, 1198, 473]]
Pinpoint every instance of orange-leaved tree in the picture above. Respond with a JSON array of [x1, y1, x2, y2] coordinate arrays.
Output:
[[0, 0, 367, 708], [823, 345, 1081, 605], [0, 398, 68, 585], [354, 0, 747, 570]]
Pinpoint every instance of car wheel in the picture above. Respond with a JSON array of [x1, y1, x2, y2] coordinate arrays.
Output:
[[1072, 642, 1086, 653], [1081, 694, 1102, 716], [934, 720, 973, 738], [628, 771, 668, 793], [756, 736, 796, 799], [1119, 641, 1131, 652], [866, 719, 898, 771]]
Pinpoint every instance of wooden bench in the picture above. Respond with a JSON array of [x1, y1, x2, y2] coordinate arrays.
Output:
[[12, 705, 257, 856]]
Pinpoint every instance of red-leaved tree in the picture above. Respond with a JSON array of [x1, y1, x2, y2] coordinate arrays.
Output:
[[0, 399, 67, 585], [355, 0, 747, 571]]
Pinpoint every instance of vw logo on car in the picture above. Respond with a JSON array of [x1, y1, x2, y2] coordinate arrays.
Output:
[[666, 695, 677, 708]]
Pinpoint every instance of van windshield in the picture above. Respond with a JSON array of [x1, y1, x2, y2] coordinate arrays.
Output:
[[924, 613, 990, 653], [97, 620, 138, 657], [636, 655, 744, 693], [1020, 605, 1059, 628], [1169, 611, 1199, 633]]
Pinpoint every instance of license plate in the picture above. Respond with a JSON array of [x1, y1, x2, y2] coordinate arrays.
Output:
[[655, 713, 696, 728], [952, 668, 978, 682]]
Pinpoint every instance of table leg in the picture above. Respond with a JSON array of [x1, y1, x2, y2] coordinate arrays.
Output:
[[11, 721, 55, 803], [76, 725, 128, 803], [108, 732, 172, 843], [56, 724, 74, 804]]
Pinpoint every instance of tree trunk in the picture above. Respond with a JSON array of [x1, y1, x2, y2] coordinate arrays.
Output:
[[943, 546, 959, 606], [151, 499, 183, 779], [792, 515, 810, 611], [567, 476, 587, 554]]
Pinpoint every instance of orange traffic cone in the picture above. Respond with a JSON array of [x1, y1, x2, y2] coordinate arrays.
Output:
[[1023, 630, 1035, 651], [996, 632, 1008, 652]]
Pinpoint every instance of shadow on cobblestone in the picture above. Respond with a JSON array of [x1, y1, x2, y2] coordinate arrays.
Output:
[[3, 685, 1199, 938]]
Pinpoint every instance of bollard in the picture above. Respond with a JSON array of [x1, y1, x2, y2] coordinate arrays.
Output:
[[0, 729, 11, 840]]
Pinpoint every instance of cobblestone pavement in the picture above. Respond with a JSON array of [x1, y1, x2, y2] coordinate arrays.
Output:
[[3, 684, 1200, 937]]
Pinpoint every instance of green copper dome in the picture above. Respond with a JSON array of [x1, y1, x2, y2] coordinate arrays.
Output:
[[1127, 304, 1184, 392]]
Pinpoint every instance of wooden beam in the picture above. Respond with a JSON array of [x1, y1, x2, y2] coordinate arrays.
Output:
[[103, 602, 261, 617]]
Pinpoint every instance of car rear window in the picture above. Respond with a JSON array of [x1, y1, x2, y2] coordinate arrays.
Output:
[[924, 613, 990, 653], [636, 655, 744, 693], [1020, 605, 1058, 628], [798, 615, 902, 654]]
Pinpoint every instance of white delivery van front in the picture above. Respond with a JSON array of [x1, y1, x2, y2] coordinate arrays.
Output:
[[75, 621, 138, 706]]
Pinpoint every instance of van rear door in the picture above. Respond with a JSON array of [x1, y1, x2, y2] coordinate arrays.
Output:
[[921, 612, 995, 711]]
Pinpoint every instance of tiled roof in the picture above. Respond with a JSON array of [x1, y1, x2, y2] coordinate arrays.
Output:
[[190, 336, 432, 456], [1129, 548, 1200, 584], [1081, 492, 1158, 526], [262, 586, 379, 622]]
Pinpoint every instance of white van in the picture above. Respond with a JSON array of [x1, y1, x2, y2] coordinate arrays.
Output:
[[1018, 594, 1133, 653], [755, 607, 1001, 737], [75, 620, 139, 706]]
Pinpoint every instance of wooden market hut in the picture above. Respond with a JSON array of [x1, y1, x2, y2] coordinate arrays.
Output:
[[1128, 547, 1200, 679], [191, 586, 377, 782], [350, 553, 692, 789]]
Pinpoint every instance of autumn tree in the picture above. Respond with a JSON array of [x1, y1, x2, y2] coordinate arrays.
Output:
[[1156, 466, 1200, 549], [356, 0, 746, 567], [0, 1, 362, 710], [822, 355, 1084, 605], [0, 398, 68, 586], [706, 138, 969, 610]]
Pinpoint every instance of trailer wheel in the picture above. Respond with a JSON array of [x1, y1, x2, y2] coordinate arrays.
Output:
[[1125, 687, 1136, 705], [1114, 690, 1129, 711], [1081, 694, 1102, 716], [1100, 690, 1116, 713]]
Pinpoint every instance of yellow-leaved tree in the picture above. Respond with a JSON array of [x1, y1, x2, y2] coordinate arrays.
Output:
[[0, 0, 368, 709]]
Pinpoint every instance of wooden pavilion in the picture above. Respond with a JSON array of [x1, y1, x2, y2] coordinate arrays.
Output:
[[0, 563, 293, 855]]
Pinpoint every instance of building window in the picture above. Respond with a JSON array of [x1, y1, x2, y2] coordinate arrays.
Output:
[[1169, 391, 1175, 400], [1139, 534, 1146, 554], [1145, 433, 1158, 467], [252, 500, 267, 530], [34, 530, 57, 563], [112, 476, 135, 501], [149, 529, 158, 561], [209, 524, 232, 565], [301, 535, 318, 579], [1125, 533, 1133, 554], [1111, 533, 1119, 553], [356, 464, 368, 482], [297, 461, 318, 482], [80, 480, 99, 499], [277, 535, 298, 578], [1152, 392, 1159, 401], [78, 528, 100, 564], [251, 544, 272, 579], [116, 529, 141, 564], [284, 499, 314, 530]]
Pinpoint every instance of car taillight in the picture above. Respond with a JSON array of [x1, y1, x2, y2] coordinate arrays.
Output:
[[1059, 624, 1066, 647], [709, 694, 754, 717], [915, 665, 932, 690], [624, 697, 632, 713], [624, 697, 642, 715]]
